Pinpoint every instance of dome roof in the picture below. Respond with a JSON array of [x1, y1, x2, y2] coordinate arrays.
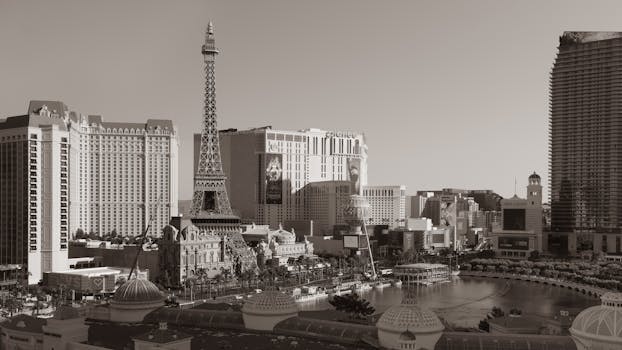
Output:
[[377, 290, 444, 334], [53, 305, 81, 320], [113, 278, 164, 303], [242, 289, 298, 316], [529, 172, 541, 180], [571, 292, 622, 339], [271, 224, 296, 244]]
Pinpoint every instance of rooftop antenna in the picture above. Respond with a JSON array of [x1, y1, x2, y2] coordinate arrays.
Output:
[[514, 177, 517, 196]]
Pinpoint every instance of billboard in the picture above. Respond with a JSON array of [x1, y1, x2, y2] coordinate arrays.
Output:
[[503, 209, 526, 230], [432, 234, 446, 244], [437, 195, 457, 227], [347, 158, 362, 195], [498, 236, 530, 250], [265, 154, 283, 204], [343, 235, 360, 248]]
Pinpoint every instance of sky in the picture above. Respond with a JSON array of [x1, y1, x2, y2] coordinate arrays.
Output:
[[2, 0, 622, 201]]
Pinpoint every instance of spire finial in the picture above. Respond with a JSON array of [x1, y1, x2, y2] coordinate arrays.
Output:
[[208, 21, 214, 35]]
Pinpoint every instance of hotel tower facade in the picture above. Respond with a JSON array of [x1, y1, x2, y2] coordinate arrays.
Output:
[[0, 100, 178, 283], [550, 32, 622, 254]]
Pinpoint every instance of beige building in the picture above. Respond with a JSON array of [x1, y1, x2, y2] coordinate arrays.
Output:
[[490, 173, 544, 258], [0, 100, 178, 284], [217, 127, 367, 228], [363, 185, 407, 228], [159, 217, 232, 287], [0, 102, 72, 284], [242, 224, 314, 266], [70, 112, 178, 238]]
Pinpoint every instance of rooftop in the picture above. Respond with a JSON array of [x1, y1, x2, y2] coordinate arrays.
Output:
[[435, 332, 576, 350], [50, 266, 123, 276], [560, 31, 622, 46], [1, 314, 46, 334]]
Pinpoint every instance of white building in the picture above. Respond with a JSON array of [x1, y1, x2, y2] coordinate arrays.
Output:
[[570, 292, 622, 350], [217, 127, 367, 228], [0, 102, 71, 284], [0, 100, 178, 284], [489, 173, 544, 259], [71, 112, 178, 237], [363, 185, 407, 228]]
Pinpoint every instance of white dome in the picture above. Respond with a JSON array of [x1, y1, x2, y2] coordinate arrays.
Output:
[[377, 289, 444, 350], [571, 293, 622, 346], [242, 289, 298, 316], [377, 303, 444, 334]]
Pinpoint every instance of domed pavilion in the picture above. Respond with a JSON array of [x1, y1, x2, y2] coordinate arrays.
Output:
[[377, 288, 444, 350], [242, 287, 298, 331], [570, 292, 622, 350], [109, 277, 165, 323]]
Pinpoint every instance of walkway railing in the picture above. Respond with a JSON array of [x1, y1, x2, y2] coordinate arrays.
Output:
[[459, 270, 611, 298]]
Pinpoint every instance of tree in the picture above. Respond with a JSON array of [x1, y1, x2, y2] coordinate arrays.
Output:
[[328, 292, 375, 320], [478, 250, 496, 259], [478, 319, 490, 332], [74, 228, 86, 240], [528, 250, 540, 262]]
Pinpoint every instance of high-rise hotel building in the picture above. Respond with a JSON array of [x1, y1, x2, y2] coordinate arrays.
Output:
[[0, 100, 178, 284], [216, 127, 368, 228], [550, 32, 622, 254]]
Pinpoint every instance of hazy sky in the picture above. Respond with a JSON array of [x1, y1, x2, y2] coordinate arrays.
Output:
[[2, 0, 622, 201]]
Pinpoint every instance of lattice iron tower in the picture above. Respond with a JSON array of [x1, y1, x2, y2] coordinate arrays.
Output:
[[190, 21, 233, 217]]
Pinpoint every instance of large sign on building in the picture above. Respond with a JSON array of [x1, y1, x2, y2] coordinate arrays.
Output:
[[343, 235, 368, 249], [439, 195, 457, 227], [265, 154, 283, 204], [498, 236, 530, 250], [347, 158, 362, 195]]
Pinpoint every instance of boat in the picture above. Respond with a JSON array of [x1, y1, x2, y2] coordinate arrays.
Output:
[[374, 281, 392, 290], [294, 290, 328, 303]]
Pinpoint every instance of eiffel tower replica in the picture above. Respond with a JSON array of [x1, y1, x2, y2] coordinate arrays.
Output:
[[190, 21, 256, 275]]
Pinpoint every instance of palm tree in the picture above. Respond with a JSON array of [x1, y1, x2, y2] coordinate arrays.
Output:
[[196, 268, 208, 299], [184, 276, 197, 301], [212, 273, 224, 296]]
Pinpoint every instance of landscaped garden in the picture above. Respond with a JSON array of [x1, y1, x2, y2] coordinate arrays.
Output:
[[460, 258, 622, 291]]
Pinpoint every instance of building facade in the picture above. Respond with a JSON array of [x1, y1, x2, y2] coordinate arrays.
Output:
[[362, 185, 406, 228], [0, 101, 178, 284], [217, 127, 368, 228], [490, 173, 544, 259], [159, 217, 231, 287], [550, 32, 622, 254], [71, 114, 178, 238], [1, 102, 71, 284]]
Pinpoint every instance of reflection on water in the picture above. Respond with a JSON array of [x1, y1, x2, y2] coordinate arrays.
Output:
[[297, 276, 600, 327]]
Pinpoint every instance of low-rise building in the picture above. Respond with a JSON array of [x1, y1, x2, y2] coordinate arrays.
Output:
[[43, 266, 147, 295], [242, 224, 314, 267], [489, 173, 544, 259], [158, 217, 231, 287]]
